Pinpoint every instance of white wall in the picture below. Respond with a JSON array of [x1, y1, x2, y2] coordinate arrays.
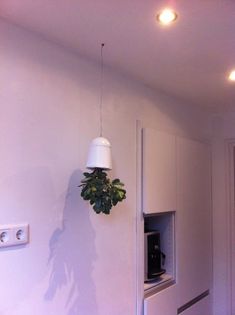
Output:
[[0, 19, 211, 315]]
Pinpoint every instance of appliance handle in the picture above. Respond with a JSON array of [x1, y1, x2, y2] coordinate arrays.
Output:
[[159, 249, 166, 265], [155, 246, 166, 265]]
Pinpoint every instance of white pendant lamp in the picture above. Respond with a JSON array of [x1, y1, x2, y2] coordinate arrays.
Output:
[[86, 44, 112, 170], [86, 137, 112, 170]]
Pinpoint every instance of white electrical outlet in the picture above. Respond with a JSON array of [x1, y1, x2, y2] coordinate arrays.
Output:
[[0, 228, 11, 246], [0, 224, 29, 248], [13, 224, 29, 245]]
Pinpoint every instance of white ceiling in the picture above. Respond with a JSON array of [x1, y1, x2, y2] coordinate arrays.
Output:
[[1, 0, 235, 109]]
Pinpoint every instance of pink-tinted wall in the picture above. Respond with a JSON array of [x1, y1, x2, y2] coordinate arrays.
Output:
[[0, 19, 212, 315]]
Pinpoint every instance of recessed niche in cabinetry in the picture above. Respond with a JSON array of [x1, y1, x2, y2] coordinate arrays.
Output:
[[144, 211, 176, 295]]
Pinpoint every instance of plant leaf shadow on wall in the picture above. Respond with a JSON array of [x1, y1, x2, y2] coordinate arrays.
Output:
[[44, 170, 97, 315]]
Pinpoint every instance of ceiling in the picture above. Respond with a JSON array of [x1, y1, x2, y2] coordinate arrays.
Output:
[[1, 0, 235, 109]]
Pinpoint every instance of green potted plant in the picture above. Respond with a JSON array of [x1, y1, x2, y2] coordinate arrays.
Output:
[[80, 168, 126, 214], [80, 44, 126, 214]]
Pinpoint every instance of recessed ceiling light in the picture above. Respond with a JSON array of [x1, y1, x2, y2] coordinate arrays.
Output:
[[157, 8, 178, 25], [228, 70, 235, 81]]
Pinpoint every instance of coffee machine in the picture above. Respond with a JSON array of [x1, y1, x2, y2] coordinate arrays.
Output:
[[144, 230, 166, 282]]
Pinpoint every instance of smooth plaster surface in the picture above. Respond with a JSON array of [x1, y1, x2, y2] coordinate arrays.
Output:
[[0, 19, 215, 315]]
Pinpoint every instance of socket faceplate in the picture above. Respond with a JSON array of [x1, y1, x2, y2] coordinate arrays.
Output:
[[0, 224, 29, 248]]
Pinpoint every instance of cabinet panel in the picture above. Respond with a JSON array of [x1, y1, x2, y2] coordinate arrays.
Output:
[[180, 295, 212, 315], [142, 128, 176, 214], [144, 285, 177, 315], [176, 137, 212, 307]]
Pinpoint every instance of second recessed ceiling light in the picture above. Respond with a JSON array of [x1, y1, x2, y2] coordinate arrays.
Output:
[[157, 8, 178, 25], [228, 70, 235, 82]]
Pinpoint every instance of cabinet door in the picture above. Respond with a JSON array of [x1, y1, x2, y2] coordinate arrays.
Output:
[[144, 285, 177, 315], [176, 137, 212, 307], [142, 128, 176, 214], [179, 295, 212, 315]]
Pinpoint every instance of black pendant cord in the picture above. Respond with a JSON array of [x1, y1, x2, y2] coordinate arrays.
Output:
[[99, 43, 105, 137]]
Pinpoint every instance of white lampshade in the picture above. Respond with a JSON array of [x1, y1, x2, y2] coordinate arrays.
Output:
[[86, 137, 112, 170]]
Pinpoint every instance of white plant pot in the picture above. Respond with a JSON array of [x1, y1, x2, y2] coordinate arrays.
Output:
[[86, 137, 112, 170]]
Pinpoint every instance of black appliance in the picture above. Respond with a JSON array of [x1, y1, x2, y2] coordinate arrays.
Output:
[[144, 230, 166, 282]]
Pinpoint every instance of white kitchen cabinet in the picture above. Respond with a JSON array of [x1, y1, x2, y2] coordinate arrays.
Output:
[[141, 130, 212, 315], [142, 128, 176, 214], [176, 137, 212, 307], [144, 285, 177, 315]]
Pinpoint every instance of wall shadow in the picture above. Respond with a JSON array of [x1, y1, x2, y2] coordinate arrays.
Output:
[[44, 169, 97, 315]]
